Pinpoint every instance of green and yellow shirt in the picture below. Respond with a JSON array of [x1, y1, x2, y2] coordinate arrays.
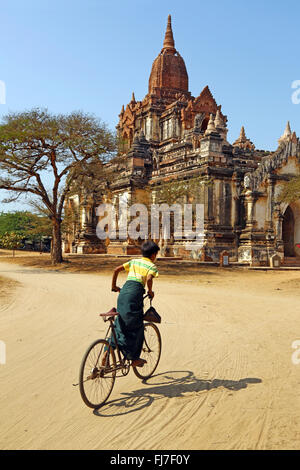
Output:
[[123, 257, 159, 287]]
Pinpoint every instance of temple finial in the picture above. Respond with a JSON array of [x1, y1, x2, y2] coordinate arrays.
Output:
[[240, 126, 246, 139], [284, 121, 291, 135], [162, 14, 175, 51]]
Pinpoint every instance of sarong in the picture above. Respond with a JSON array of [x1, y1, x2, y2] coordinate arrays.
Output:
[[110, 280, 145, 360]]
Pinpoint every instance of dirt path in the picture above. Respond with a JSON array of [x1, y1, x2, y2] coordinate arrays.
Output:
[[0, 260, 300, 450]]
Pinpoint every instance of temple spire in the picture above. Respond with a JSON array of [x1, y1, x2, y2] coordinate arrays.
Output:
[[278, 121, 292, 145], [162, 15, 175, 51]]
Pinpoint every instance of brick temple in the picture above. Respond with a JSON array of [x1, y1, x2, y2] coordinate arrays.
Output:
[[64, 15, 300, 266]]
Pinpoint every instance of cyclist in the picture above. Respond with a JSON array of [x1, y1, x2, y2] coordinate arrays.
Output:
[[107, 240, 159, 368]]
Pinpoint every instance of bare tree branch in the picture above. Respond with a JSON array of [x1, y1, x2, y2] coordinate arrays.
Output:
[[0, 108, 116, 263]]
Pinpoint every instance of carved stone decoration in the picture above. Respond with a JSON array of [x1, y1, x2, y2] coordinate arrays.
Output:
[[244, 175, 251, 189], [233, 126, 255, 150], [244, 135, 300, 192], [194, 113, 205, 130]]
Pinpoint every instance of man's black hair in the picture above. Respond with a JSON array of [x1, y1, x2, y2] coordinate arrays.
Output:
[[141, 240, 160, 258]]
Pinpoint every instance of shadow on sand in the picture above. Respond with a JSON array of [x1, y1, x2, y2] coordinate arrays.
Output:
[[93, 370, 262, 417]]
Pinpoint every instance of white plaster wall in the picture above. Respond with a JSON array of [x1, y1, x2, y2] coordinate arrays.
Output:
[[80, 206, 86, 228], [68, 194, 79, 206], [255, 198, 267, 229], [145, 117, 152, 140], [277, 158, 299, 176], [274, 183, 285, 202]]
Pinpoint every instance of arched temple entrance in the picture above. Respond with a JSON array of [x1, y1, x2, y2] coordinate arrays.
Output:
[[282, 205, 295, 257]]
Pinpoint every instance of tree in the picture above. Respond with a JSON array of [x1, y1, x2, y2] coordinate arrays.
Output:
[[0, 211, 52, 240], [0, 211, 32, 236], [0, 108, 116, 264], [0, 232, 23, 256], [278, 174, 300, 204], [24, 214, 52, 240]]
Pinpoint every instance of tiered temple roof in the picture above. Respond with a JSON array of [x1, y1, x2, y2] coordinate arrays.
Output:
[[116, 15, 226, 152]]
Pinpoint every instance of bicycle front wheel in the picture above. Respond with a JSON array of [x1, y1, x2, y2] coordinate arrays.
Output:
[[79, 339, 116, 409], [133, 322, 161, 380]]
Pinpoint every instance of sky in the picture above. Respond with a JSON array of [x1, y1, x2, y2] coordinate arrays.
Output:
[[0, 0, 300, 211]]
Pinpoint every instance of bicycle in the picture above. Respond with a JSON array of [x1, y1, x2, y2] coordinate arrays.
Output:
[[79, 294, 162, 409]]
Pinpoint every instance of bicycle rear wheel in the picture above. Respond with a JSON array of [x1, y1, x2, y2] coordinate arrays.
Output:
[[79, 339, 116, 409], [133, 322, 161, 380]]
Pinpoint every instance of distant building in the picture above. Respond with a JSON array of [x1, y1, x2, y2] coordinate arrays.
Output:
[[63, 16, 300, 266], [22, 236, 51, 252]]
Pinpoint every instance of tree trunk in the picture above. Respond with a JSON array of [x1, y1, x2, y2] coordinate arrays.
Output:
[[51, 217, 63, 264]]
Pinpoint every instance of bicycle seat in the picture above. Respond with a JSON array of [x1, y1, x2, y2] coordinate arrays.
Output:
[[99, 307, 119, 319]]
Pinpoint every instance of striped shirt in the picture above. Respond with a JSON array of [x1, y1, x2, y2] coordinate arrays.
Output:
[[123, 257, 159, 286]]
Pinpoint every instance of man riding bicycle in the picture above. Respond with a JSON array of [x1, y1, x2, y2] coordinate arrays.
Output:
[[106, 240, 159, 368]]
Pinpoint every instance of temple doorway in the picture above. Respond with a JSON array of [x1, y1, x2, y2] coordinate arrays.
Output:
[[282, 205, 295, 257]]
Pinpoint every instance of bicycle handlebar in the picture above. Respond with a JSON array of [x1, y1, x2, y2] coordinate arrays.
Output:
[[143, 293, 153, 305]]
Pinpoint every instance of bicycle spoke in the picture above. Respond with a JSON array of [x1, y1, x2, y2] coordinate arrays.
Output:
[[133, 322, 161, 380], [79, 339, 116, 408]]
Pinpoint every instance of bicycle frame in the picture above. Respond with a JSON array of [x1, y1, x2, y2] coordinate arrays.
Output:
[[100, 317, 131, 376]]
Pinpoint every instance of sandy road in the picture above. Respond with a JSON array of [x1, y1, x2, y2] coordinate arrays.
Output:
[[0, 260, 300, 450]]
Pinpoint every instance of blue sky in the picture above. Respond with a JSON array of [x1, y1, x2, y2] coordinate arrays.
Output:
[[0, 0, 300, 211]]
